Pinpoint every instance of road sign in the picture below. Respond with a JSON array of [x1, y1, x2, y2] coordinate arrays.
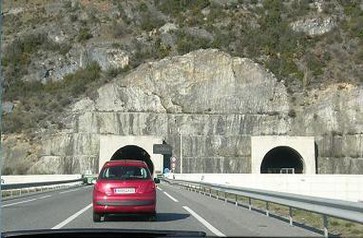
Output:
[[170, 156, 177, 162], [153, 144, 172, 155]]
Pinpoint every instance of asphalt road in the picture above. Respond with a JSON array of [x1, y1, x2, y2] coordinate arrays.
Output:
[[1, 182, 321, 237]]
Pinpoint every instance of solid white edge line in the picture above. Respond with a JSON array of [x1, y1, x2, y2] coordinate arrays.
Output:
[[163, 191, 179, 202], [2, 198, 37, 208], [52, 203, 93, 229], [157, 187, 163, 191], [183, 206, 226, 237], [2, 194, 53, 207]]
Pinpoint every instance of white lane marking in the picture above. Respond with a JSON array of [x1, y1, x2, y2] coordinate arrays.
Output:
[[2, 194, 52, 208], [2, 198, 37, 208], [183, 206, 226, 237], [59, 188, 81, 194], [163, 191, 179, 202], [52, 203, 93, 229], [157, 187, 163, 191], [39, 195, 51, 199]]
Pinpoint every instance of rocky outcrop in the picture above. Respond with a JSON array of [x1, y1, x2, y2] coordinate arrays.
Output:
[[2, 49, 362, 174], [290, 17, 336, 36]]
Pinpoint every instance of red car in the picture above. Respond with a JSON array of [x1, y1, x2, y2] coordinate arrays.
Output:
[[93, 160, 160, 222]]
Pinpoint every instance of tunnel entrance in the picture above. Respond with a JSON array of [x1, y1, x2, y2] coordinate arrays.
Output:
[[260, 146, 304, 174], [111, 145, 154, 175]]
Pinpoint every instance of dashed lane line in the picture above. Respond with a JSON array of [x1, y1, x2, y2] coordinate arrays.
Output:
[[59, 188, 82, 194], [39, 195, 52, 199], [51, 203, 93, 229], [183, 206, 226, 237], [163, 191, 179, 202]]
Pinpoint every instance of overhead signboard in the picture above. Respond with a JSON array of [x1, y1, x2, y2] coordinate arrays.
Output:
[[153, 144, 172, 155]]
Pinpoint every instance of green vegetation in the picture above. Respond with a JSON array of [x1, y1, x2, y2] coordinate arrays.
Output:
[[77, 27, 93, 43], [3, 62, 102, 133], [155, 0, 210, 18], [3, 33, 71, 89], [2, 0, 363, 134], [176, 30, 211, 54]]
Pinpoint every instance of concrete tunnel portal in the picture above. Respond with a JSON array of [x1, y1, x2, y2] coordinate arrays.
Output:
[[110, 145, 154, 175], [260, 146, 304, 173], [99, 136, 164, 176], [252, 136, 316, 174]]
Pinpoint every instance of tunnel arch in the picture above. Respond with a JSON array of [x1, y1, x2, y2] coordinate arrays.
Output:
[[110, 145, 154, 175], [260, 146, 304, 174]]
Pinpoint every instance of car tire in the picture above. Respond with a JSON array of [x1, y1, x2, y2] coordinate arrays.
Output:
[[148, 213, 157, 221], [93, 212, 101, 222]]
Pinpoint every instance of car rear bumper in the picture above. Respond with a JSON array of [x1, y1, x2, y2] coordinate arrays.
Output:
[[93, 199, 156, 214]]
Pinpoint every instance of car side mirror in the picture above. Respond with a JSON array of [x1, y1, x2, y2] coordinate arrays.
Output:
[[154, 178, 160, 184]]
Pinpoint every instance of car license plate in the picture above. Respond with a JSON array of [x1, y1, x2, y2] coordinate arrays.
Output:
[[114, 188, 135, 194]]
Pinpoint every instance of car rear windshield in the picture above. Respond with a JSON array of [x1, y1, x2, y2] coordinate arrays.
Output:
[[100, 166, 151, 180]]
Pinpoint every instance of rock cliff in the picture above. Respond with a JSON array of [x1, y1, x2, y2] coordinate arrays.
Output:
[[4, 49, 361, 174]]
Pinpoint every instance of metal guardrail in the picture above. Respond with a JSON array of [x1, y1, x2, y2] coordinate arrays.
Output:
[[1, 178, 84, 190], [164, 178, 363, 238], [1, 178, 84, 198]]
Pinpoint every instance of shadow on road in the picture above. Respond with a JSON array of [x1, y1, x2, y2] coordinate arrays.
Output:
[[103, 213, 190, 222]]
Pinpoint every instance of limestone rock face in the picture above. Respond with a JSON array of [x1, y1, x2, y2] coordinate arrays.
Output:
[[77, 49, 289, 115], [3, 49, 362, 174]]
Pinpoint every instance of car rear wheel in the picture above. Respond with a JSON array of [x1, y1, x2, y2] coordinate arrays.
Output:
[[148, 213, 157, 221], [93, 212, 102, 222]]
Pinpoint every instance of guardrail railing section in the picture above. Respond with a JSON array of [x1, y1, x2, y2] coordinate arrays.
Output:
[[163, 178, 363, 238]]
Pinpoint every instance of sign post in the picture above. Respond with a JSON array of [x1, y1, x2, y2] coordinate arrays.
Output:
[[170, 156, 176, 173]]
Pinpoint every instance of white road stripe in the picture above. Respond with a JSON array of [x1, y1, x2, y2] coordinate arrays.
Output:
[[163, 191, 178, 202], [39, 195, 51, 199], [52, 203, 93, 229], [2, 194, 52, 208], [2, 198, 37, 207], [183, 206, 225, 237], [59, 188, 81, 194], [157, 187, 163, 191]]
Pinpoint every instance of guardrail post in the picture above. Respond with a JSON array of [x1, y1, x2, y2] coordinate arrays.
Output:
[[248, 197, 252, 211], [224, 192, 227, 203], [266, 202, 269, 216], [216, 190, 219, 200], [289, 207, 293, 226], [323, 215, 329, 238], [235, 194, 238, 206]]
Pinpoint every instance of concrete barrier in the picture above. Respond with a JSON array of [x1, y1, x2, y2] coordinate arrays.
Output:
[[1, 174, 82, 185], [168, 173, 363, 202]]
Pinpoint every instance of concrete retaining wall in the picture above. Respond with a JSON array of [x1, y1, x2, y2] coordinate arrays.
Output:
[[169, 173, 363, 202]]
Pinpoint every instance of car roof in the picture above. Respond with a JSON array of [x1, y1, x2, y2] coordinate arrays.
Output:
[[102, 159, 148, 168]]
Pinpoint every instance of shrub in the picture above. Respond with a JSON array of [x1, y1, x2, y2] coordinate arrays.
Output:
[[77, 27, 93, 43], [176, 30, 211, 54], [140, 12, 165, 31]]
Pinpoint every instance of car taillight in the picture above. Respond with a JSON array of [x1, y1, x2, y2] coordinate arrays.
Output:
[[94, 182, 112, 195], [145, 181, 156, 192]]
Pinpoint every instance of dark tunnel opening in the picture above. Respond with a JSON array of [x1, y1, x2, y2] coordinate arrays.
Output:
[[111, 145, 154, 175], [260, 146, 304, 174]]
